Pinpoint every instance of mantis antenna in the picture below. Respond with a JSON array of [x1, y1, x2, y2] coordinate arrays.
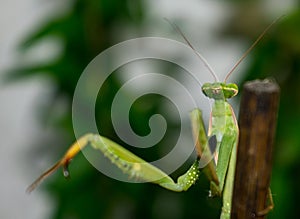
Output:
[[165, 18, 219, 82], [224, 16, 284, 82]]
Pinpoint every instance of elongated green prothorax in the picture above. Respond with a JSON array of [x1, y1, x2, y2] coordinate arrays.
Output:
[[202, 83, 238, 100]]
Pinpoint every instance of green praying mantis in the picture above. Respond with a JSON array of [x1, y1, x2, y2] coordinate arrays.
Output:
[[27, 19, 278, 219]]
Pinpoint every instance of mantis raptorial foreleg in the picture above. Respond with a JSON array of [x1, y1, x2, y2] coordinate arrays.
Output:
[[220, 133, 237, 219]]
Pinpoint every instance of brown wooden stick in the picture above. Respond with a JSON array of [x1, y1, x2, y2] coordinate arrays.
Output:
[[231, 79, 280, 219]]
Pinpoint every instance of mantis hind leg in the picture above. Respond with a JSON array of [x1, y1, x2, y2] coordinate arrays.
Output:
[[27, 133, 201, 193], [28, 109, 220, 193], [89, 135, 201, 192], [255, 188, 274, 216], [26, 134, 93, 193]]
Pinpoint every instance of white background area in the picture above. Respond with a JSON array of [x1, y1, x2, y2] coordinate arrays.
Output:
[[0, 0, 293, 218]]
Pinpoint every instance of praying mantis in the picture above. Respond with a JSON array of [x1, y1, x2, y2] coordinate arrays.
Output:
[[27, 19, 279, 219]]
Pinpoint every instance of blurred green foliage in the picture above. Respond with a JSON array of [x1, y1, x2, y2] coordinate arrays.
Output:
[[11, 0, 300, 218]]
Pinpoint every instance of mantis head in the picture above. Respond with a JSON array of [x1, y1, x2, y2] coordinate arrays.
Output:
[[202, 83, 238, 100]]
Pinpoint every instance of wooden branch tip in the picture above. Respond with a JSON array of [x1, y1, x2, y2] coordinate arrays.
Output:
[[231, 79, 280, 219]]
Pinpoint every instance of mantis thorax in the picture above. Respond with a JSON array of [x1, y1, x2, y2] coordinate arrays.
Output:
[[202, 83, 238, 100]]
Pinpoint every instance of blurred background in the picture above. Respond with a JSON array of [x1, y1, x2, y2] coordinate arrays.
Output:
[[0, 0, 299, 218]]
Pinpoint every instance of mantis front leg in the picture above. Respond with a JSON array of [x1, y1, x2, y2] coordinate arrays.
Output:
[[220, 136, 237, 219]]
